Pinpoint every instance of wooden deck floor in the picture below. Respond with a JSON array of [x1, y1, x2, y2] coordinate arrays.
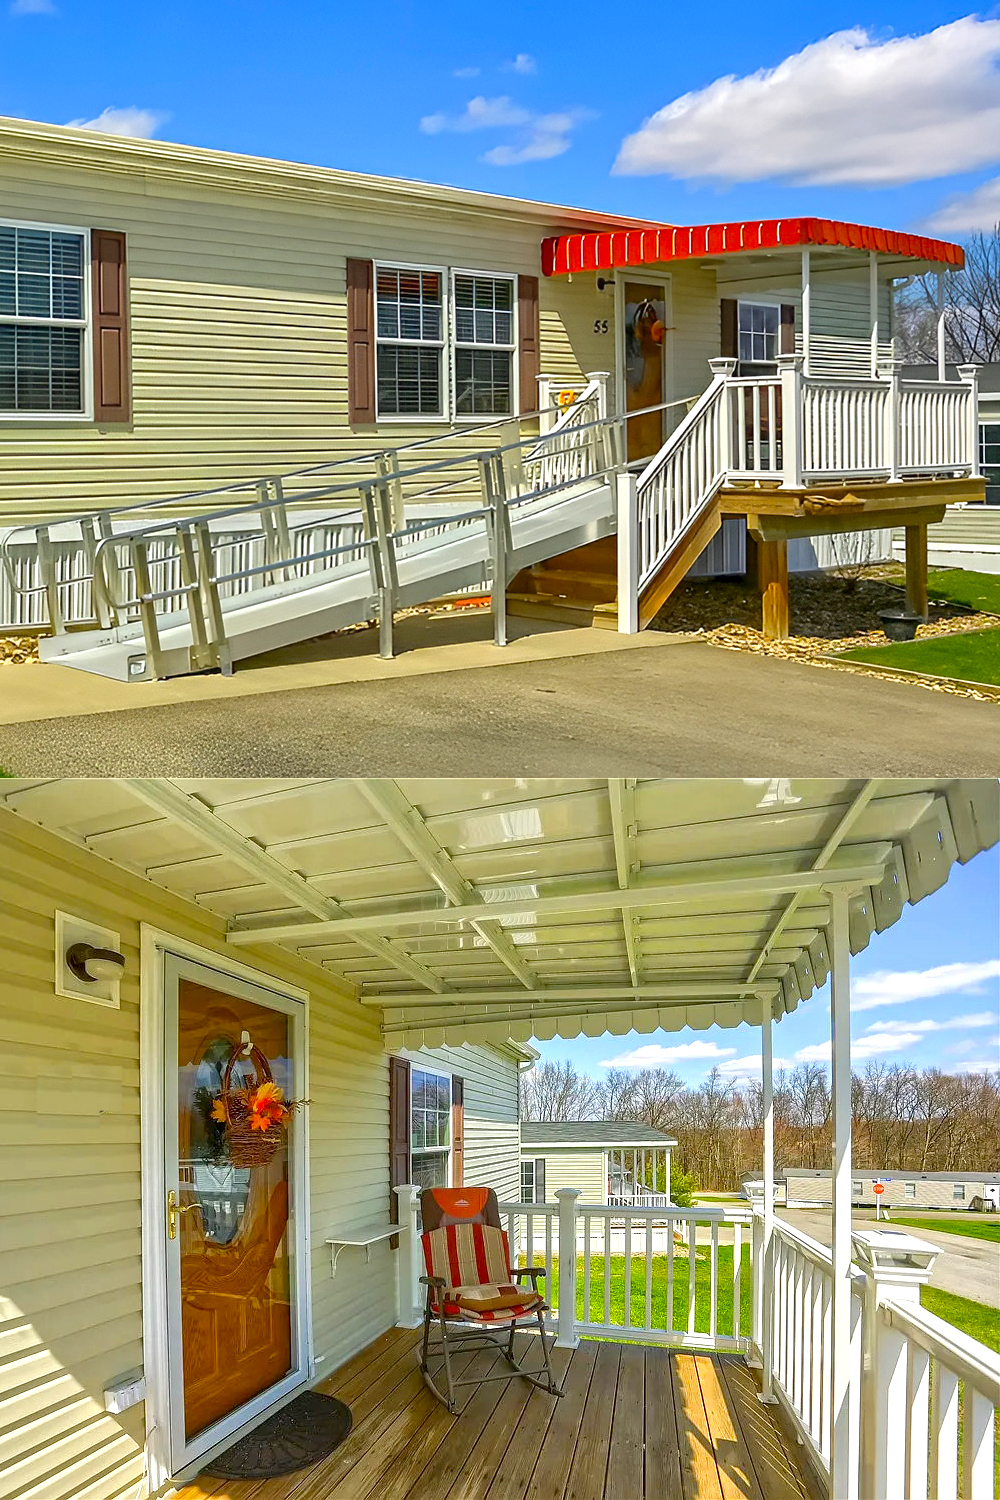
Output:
[[175, 1328, 812, 1500]]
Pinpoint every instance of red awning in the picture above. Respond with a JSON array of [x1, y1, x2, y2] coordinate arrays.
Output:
[[540, 216, 963, 276]]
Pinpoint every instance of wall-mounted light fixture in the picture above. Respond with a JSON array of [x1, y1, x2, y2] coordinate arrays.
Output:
[[66, 943, 126, 984], [55, 911, 124, 1008], [597, 277, 615, 292]]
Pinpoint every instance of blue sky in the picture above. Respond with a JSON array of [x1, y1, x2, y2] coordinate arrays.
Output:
[[3, 1, 1000, 235], [534, 846, 999, 1086]]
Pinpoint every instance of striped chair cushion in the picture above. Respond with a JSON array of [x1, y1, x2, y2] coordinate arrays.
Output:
[[422, 1223, 544, 1322]]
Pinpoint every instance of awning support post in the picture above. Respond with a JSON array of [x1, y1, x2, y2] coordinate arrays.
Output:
[[759, 991, 776, 1402], [869, 252, 879, 379], [936, 273, 947, 383], [829, 887, 859, 1500], [801, 249, 811, 377]]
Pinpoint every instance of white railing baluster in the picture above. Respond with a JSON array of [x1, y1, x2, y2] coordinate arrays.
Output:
[[667, 1214, 675, 1336], [709, 1219, 719, 1341], [931, 1363, 960, 1500], [624, 1215, 633, 1329], [645, 1217, 654, 1332], [583, 1210, 592, 1325], [965, 1388, 995, 1500], [688, 1213, 698, 1334], [732, 1219, 742, 1339], [906, 1341, 930, 1500]]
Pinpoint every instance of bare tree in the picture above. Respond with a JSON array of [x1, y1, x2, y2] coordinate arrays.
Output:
[[895, 227, 1000, 364], [519, 1059, 598, 1121]]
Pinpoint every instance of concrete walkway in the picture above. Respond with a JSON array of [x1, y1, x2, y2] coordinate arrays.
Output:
[[1, 615, 998, 775], [777, 1207, 1000, 1308]]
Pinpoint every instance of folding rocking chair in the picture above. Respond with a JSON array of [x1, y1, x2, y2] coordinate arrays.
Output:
[[417, 1186, 564, 1415]]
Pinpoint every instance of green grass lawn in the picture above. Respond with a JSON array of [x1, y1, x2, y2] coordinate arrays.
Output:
[[890, 1215, 1000, 1245], [838, 627, 1000, 686], [522, 1246, 753, 1340], [926, 568, 1000, 615]]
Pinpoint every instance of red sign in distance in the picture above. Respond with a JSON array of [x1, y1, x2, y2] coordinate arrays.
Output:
[[873, 1183, 885, 1195]]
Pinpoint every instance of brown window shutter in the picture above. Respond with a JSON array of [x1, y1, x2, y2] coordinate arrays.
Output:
[[535, 1158, 545, 1204], [780, 303, 796, 355], [451, 1075, 464, 1187], [518, 274, 539, 415], [91, 230, 130, 423], [347, 257, 376, 424], [720, 298, 738, 360], [388, 1056, 410, 1240]]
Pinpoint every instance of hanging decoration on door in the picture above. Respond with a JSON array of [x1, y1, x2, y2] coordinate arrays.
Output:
[[210, 1043, 306, 1167]]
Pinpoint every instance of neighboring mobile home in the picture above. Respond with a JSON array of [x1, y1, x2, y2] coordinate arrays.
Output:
[[520, 1121, 675, 1206], [785, 1166, 1000, 1210], [0, 115, 987, 659]]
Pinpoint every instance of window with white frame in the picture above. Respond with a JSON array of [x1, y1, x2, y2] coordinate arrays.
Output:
[[905, 1181, 916, 1199], [980, 422, 1000, 504], [852, 1179, 863, 1196], [521, 1160, 535, 1202], [374, 264, 516, 420], [738, 301, 780, 366], [953, 1182, 966, 1200], [452, 272, 515, 417], [0, 223, 87, 415], [410, 1065, 451, 1190], [375, 266, 445, 417]]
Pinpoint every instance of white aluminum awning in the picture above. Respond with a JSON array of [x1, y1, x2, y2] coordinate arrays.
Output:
[[2, 777, 996, 1048]]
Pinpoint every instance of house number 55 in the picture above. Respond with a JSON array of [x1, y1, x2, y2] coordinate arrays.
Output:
[[593, 318, 609, 334]]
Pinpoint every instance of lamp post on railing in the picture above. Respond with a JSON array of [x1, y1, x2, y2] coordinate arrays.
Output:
[[394, 1183, 423, 1329], [958, 365, 981, 477], [851, 1230, 940, 1500], [554, 1187, 580, 1349]]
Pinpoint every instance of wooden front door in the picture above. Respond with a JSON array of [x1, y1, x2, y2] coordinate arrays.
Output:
[[621, 279, 669, 463], [168, 974, 297, 1453]]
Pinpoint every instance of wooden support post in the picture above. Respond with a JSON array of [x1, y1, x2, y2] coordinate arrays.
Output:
[[758, 538, 789, 640], [904, 524, 928, 620]]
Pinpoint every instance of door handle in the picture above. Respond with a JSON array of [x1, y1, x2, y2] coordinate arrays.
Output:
[[167, 1189, 201, 1240]]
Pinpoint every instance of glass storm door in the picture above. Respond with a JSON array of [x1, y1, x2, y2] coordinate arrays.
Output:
[[164, 962, 303, 1469], [621, 280, 669, 463]]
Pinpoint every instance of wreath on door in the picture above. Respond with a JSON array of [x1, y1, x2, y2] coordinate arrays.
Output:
[[210, 1044, 306, 1167]]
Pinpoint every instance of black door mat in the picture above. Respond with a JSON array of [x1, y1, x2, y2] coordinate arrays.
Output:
[[201, 1391, 353, 1479]]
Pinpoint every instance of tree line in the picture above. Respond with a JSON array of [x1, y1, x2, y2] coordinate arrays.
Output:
[[520, 1059, 1000, 1193]]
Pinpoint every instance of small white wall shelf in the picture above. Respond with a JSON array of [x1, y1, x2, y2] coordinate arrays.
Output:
[[326, 1223, 398, 1278]]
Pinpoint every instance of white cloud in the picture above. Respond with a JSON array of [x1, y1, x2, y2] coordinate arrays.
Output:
[[66, 106, 166, 139], [863, 1012, 997, 1035], [944, 1059, 1000, 1074], [614, 17, 1000, 187], [10, 0, 56, 13], [505, 53, 537, 75], [794, 1031, 927, 1062], [717, 1053, 793, 1078], [599, 1040, 737, 1067], [851, 961, 1000, 1012], [453, 66, 480, 79], [927, 175, 1000, 232], [420, 95, 591, 165]]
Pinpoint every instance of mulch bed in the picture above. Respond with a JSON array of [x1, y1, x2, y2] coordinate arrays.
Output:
[[651, 565, 1000, 704], [0, 636, 37, 665]]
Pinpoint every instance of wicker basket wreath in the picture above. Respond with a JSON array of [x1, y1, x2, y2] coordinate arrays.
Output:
[[210, 1045, 304, 1168]]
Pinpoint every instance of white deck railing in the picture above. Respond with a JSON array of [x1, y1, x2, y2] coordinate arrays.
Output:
[[394, 1183, 1000, 1500]]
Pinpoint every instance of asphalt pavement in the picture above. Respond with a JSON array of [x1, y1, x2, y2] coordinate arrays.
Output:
[[1, 635, 997, 775]]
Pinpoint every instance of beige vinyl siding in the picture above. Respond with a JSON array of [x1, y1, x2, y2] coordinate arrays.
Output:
[[401, 1043, 521, 1204], [521, 1146, 607, 1204], [0, 152, 577, 521], [0, 808, 399, 1500], [893, 504, 1000, 556]]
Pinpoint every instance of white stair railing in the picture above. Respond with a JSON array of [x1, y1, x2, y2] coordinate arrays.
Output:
[[634, 360, 733, 592]]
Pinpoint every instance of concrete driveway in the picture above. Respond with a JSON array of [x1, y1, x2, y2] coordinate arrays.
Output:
[[1, 621, 998, 775], [777, 1207, 1000, 1308]]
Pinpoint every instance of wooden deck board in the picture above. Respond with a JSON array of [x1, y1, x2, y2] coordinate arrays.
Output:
[[174, 1334, 811, 1500]]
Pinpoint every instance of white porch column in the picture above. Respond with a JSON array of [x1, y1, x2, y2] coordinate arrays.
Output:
[[936, 273, 948, 383], [869, 252, 879, 379], [616, 471, 639, 635], [829, 888, 859, 1500], [777, 355, 804, 489], [959, 364, 981, 477], [394, 1183, 423, 1329], [555, 1187, 581, 1348], [801, 249, 811, 377], [759, 992, 775, 1402]]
